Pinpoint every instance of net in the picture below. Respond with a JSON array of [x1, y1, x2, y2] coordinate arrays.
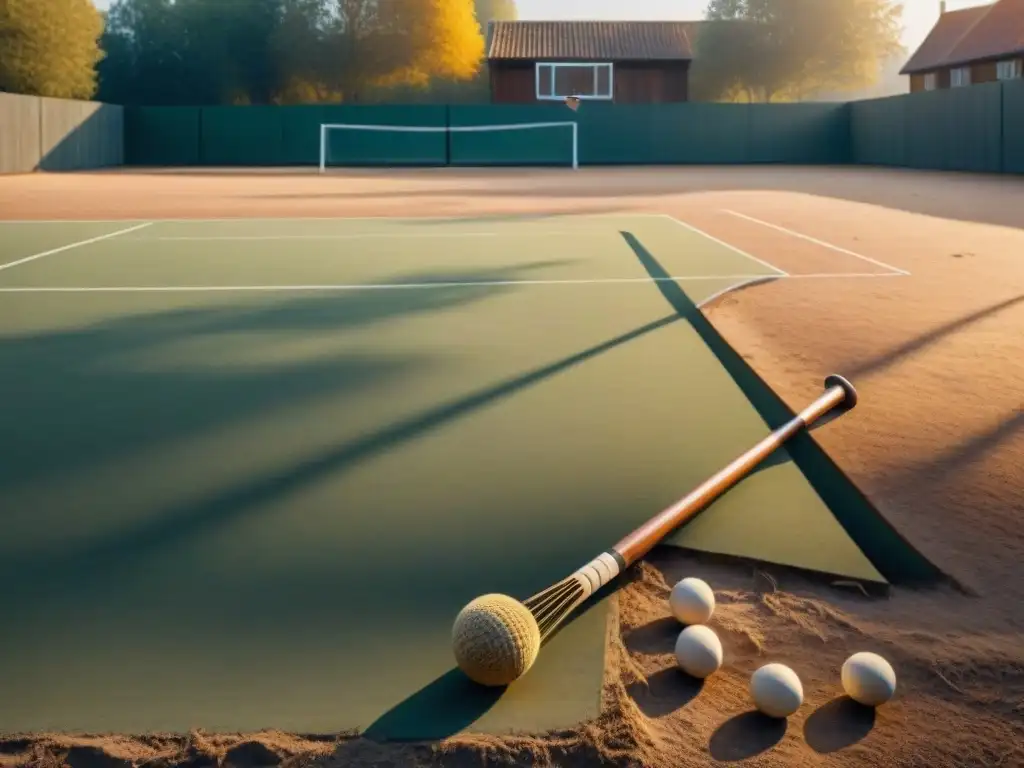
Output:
[[319, 122, 579, 171]]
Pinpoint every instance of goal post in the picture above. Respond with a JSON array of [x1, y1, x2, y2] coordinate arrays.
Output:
[[319, 121, 579, 172]]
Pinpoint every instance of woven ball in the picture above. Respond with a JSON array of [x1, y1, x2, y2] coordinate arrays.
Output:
[[451, 594, 541, 687]]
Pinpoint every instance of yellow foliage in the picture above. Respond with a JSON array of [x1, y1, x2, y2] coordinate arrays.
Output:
[[371, 66, 432, 90], [273, 77, 342, 106], [0, 0, 104, 99], [403, 0, 485, 82]]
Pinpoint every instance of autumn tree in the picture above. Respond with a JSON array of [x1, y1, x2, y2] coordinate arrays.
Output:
[[693, 0, 904, 102], [382, 0, 485, 86], [0, 0, 105, 99]]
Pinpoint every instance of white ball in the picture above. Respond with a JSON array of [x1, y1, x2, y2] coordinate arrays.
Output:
[[669, 577, 715, 625], [842, 652, 896, 707], [674, 625, 724, 679], [750, 663, 803, 718]]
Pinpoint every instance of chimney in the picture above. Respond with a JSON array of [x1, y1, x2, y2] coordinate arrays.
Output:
[[940, 1, 946, 13]]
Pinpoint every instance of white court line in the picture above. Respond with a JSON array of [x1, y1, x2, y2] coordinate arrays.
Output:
[[141, 230, 594, 241], [696, 276, 780, 308], [658, 214, 789, 277], [0, 223, 153, 273], [722, 209, 910, 276], [0, 212, 666, 225], [0, 271, 905, 293]]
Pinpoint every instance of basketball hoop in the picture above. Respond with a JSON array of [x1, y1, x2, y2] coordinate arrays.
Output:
[[565, 95, 581, 112]]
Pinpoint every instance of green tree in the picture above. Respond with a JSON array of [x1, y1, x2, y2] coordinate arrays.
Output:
[[271, 0, 337, 103], [318, 0, 408, 100], [0, 0, 105, 99], [175, 0, 285, 104], [95, 0, 489, 105], [694, 0, 903, 102], [98, 0, 193, 104]]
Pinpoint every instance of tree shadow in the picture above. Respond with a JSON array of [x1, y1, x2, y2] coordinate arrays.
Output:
[[618, 229, 946, 588], [803, 696, 876, 753], [626, 667, 704, 718], [878, 408, 1024, 495], [0, 262, 563, 495], [708, 710, 787, 761], [2, 311, 683, 618], [845, 294, 1024, 381]]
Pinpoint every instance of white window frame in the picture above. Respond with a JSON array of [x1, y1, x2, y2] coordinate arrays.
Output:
[[950, 66, 971, 87], [535, 62, 614, 101], [996, 59, 1023, 80], [923, 72, 937, 90]]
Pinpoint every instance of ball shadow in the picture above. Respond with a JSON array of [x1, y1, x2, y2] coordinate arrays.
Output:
[[708, 710, 787, 762], [803, 696, 876, 753], [622, 616, 679, 655], [362, 667, 505, 742], [626, 666, 704, 718]]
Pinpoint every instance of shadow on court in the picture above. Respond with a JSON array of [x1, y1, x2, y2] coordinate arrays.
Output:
[[0, 262, 686, 734], [618, 231, 946, 587], [0, 262, 570, 495], [1, 298, 681, 620]]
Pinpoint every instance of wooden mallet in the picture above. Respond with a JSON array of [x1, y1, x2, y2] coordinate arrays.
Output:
[[451, 375, 858, 686]]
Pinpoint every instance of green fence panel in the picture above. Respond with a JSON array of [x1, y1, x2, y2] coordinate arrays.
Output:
[[574, 104, 655, 164], [902, 84, 1002, 172], [125, 107, 201, 166], [280, 106, 329, 165], [948, 82, 1002, 172], [447, 105, 576, 165], [450, 104, 759, 165], [851, 96, 906, 166], [199, 106, 285, 165], [449, 104, 573, 127], [666, 104, 751, 164], [449, 122, 576, 166], [902, 91, 946, 170], [118, 91, 1021, 172], [449, 104, 847, 166], [319, 105, 448, 166], [1003, 80, 1024, 174], [747, 103, 850, 164], [578, 104, 750, 165]]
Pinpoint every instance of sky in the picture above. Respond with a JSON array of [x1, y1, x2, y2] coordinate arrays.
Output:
[[88, 0, 991, 57]]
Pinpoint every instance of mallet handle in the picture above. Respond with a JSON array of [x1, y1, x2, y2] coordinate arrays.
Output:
[[611, 375, 857, 567]]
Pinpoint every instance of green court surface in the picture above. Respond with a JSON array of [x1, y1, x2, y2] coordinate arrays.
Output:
[[0, 214, 928, 738]]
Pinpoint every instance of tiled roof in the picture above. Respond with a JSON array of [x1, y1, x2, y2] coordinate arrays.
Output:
[[901, 0, 1024, 74], [486, 21, 698, 61]]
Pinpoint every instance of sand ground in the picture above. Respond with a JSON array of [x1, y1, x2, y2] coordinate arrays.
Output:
[[1, 166, 1022, 767]]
